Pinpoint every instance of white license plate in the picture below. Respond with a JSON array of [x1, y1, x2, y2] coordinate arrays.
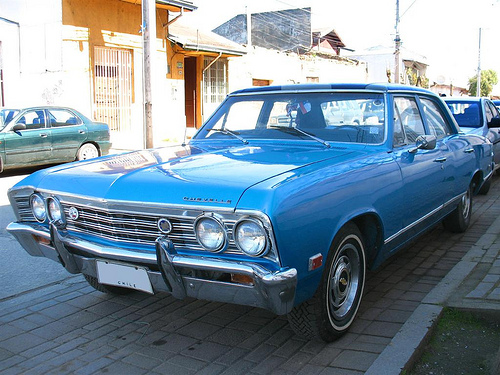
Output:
[[96, 261, 153, 294]]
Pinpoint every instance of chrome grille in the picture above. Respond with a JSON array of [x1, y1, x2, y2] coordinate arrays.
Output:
[[62, 203, 240, 253], [14, 195, 36, 222]]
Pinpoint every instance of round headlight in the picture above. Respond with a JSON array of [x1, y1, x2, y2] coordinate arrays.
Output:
[[234, 219, 268, 257], [30, 194, 47, 222], [47, 197, 65, 224], [195, 216, 226, 251]]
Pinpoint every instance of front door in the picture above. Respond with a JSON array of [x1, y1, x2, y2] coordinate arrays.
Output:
[[4, 109, 52, 167], [391, 96, 448, 243]]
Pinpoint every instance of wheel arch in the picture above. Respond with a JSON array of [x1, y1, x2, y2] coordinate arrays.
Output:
[[349, 213, 384, 269], [471, 169, 486, 195]]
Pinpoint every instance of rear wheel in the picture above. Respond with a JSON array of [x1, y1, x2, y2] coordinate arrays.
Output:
[[287, 223, 366, 342], [77, 143, 99, 161], [443, 183, 473, 233], [84, 274, 133, 295]]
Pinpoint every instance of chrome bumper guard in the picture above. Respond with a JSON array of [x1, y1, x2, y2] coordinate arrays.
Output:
[[7, 222, 297, 315]]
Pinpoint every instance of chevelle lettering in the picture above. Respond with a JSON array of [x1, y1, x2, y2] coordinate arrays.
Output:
[[7, 83, 494, 342]]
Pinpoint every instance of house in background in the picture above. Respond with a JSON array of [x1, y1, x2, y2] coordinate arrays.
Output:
[[167, 22, 245, 134], [0, 0, 249, 148], [212, 7, 367, 90], [429, 82, 468, 97], [347, 45, 428, 86]]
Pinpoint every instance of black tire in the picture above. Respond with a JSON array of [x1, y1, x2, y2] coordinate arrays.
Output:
[[83, 274, 133, 295], [443, 183, 473, 233], [287, 222, 366, 342]]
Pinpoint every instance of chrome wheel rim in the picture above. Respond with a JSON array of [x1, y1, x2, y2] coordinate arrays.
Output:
[[80, 145, 98, 159], [462, 188, 471, 219], [328, 239, 361, 321]]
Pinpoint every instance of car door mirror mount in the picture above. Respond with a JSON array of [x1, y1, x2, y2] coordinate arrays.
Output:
[[409, 134, 437, 153], [12, 123, 26, 132]]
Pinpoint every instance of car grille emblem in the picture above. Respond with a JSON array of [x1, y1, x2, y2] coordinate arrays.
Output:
[[157, 218, 172, 234], [68, 207, 79, 220]]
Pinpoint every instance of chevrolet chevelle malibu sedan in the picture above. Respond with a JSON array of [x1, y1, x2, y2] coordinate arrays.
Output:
[[0, 106, 111, 173], [7, 84, 494, 342]]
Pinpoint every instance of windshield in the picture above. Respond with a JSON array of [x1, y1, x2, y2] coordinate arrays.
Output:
[[194, 92, 386, 145], [0, 109, 20, 130], [446, 101, 481, 128]]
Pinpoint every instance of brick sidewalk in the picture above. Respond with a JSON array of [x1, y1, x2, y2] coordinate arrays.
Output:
[[1, 178, 500, 374]]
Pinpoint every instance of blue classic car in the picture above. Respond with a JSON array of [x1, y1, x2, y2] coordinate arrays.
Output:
[[7, 84, 493, 342]]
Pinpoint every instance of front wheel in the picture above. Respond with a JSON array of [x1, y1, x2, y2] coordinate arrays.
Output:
[[77, 143, 99, 161], [443, 183, 473, 233], [287, 223, 366, 342]]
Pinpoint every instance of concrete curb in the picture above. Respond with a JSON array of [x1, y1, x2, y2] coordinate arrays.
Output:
[[366, 214, 500, 375]]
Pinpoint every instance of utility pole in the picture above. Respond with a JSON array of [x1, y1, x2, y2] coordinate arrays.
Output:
[[394, 0, 401, 84], [142, 0, 155, 149], [246, 5, 252, 49], [476, 28, 482, 97]]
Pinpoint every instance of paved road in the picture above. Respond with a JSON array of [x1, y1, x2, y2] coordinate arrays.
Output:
[[1, 172, 499, 374], [0, 168, 71, 300]]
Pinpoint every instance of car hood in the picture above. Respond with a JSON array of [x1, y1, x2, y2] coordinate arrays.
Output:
[[21, 143, 359, 209]]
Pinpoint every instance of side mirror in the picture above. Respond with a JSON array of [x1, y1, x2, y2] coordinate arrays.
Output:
[[409, 134, 437, 153], [12, 123, 26, 132], [488, 117, 500, 128]]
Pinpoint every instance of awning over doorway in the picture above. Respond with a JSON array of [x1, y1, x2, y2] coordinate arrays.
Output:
[[120, 0, 197, 12], [168, 23, 247, 56]]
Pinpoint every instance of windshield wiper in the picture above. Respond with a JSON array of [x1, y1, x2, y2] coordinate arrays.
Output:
[[208, 128, 248, 144], [269, 125, 331, 148]]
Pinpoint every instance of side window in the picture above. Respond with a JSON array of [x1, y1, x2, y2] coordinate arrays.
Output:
[[486, 101, 499, 121], [420, 98, 453, 139], [485, 101, 495, 123], [48, 109, 81, 127], [16, 110, 46, 130], [393, 97, 425, 146]]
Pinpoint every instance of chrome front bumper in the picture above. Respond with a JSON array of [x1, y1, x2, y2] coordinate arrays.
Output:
[[7, 222, 297, 315]]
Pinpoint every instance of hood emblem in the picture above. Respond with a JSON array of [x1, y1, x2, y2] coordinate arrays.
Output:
[[68, 207, 79, 220], [157, 218, 172, 234], [183, 197, 232, 204]]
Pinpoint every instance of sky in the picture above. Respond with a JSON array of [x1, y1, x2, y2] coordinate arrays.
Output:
[[182, 0, 500, 91]]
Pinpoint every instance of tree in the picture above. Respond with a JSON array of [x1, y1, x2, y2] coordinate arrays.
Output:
[[468, 69, 498, 97]]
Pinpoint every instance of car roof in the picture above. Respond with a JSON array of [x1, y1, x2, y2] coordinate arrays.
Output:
[[443, 97, 485, 103], [230, 83, 434, 96], [16, 106, 81, 112]]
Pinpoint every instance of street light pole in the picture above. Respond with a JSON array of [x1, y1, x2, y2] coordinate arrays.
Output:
[[476, 27, 482, 97], [394, 0, 401, 84], [142, 0, 155, 149]]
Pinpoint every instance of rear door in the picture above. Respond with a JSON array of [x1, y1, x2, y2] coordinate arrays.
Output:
[[484, 100, 500, 166], [4, 109, 52, 167], [48, 108, 88, 161]]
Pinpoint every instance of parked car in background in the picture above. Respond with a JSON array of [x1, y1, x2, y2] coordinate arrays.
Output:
[[7, 83, 493, 342], [444, 97, 500, 193], [493, 99, 500, 111], [322, 99, 363, 125], [0, 106, 111, 173]]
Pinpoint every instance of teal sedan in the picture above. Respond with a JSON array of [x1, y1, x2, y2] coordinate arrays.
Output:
[[0, 106, 111, 173]]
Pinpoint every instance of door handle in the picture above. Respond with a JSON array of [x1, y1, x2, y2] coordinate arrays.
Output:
[[434, 157, 447, 163], [464, 148, 474, 153], [79, 130, 86, 134], [40, 133, 48, 138]]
